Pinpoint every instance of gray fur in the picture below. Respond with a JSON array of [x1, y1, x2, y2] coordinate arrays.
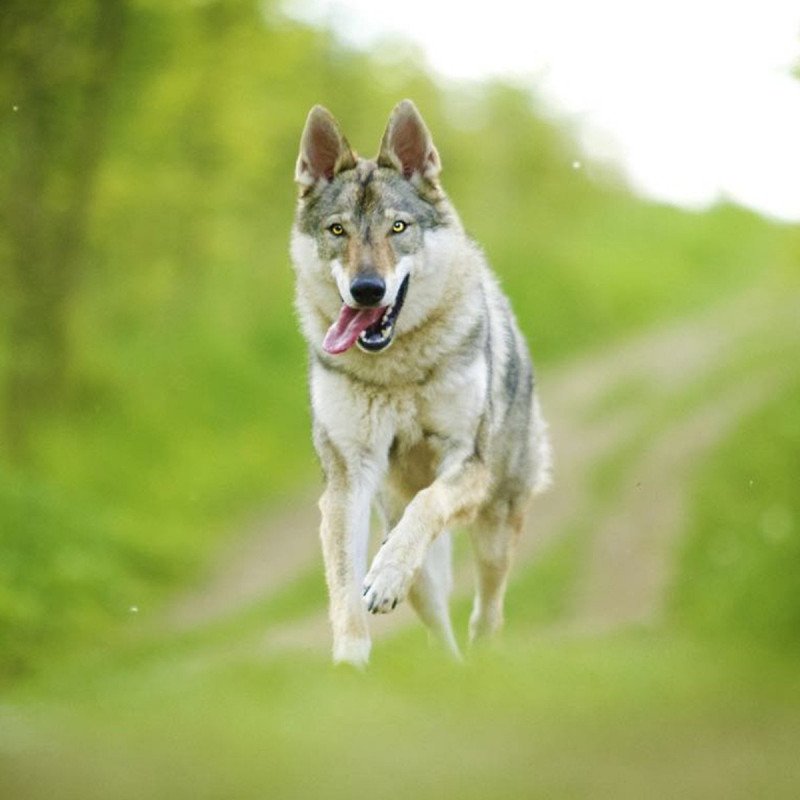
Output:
[[290, 100, 551, 666]]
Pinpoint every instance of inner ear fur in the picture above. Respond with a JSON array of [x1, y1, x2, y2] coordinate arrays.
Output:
[[377, 99, 441, 182], [295, 105, 357, 191]]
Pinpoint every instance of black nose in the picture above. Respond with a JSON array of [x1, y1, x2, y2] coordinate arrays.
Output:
[[350, 275, 386, 306]]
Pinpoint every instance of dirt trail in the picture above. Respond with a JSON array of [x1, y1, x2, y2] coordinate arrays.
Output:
[[167, 496, 321, 629], [166, 285, 796, 655], [564, 365, 786, 634]]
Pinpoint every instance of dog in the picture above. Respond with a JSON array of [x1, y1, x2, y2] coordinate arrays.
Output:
[[290, 100, 551, 666]]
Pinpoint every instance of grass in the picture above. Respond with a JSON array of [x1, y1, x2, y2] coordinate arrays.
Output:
[[670, 376, 800, 650], [3, 632, 800, 800]]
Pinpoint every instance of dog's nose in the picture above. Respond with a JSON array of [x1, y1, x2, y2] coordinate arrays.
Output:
[[350, 274, 386, 306]]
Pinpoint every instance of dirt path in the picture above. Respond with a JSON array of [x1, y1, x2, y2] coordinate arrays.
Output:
[[563, 363, 787, 634], [166, 285, 796, 656], [167, 495, 321, 629]]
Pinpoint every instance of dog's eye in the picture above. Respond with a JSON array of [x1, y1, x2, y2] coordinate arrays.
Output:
[[329, 223, 345, 236], [391, 220, 407, 234]]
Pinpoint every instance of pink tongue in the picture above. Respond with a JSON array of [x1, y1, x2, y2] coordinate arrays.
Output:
[[323, 304, 386, 354]]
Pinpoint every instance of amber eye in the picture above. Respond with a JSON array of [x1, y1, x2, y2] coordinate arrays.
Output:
[[391, 220, 407, 234], [329, 223, 345, 236]]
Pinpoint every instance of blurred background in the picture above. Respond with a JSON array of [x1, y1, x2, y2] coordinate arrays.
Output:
[[0, 1, 799, 797]]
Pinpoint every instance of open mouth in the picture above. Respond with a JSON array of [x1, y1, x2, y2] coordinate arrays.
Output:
[[322, 274, 410, 356], [356, 274, 410, 353]]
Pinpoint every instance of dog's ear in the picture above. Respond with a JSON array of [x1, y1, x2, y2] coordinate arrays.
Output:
[[295, 106, 357, 193], [377, 100, 441, 183]]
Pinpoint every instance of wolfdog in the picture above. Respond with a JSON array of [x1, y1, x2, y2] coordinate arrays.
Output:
[[290, 100, 551, 666]]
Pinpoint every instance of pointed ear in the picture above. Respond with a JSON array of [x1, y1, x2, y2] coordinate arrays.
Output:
[[377, 100, 441, 182], [295, 106, 357, 192]]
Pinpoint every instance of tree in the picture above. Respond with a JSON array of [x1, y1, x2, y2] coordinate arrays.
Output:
[[0, 0, 126, 461]]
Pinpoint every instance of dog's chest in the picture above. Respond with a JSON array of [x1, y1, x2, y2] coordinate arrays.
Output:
[[386, 429, 441, 495], [387, 361, 487, 461], [310, 350, 487, 469]]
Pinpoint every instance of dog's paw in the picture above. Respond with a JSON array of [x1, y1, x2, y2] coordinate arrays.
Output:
[[468, 606, 504, 644], [333, 636, 371, 668], [363, 549, 414, 614]]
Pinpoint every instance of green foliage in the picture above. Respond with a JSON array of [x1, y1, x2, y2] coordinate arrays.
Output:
[[670, 380, 800, 649], [0, 470, 171, 678]]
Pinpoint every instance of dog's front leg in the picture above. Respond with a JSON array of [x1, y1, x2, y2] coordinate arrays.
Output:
[[317, 451, 381, 667], [363, 455, 489, 614]]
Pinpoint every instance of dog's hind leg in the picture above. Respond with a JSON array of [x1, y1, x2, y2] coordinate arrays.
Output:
[[408, 530, 460, 658], [468, 500, 526, 643]]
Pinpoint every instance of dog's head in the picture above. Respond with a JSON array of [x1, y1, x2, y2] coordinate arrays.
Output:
[[292, 100, 453, 355]]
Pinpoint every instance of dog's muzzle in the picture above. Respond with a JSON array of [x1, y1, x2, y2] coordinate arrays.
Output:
[[356, 274, 410, 353], [322, 274, 410, 356]]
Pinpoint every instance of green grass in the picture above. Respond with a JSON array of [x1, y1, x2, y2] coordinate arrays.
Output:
[[3, 632, 800, 800], [670, 377, 800, 650], [501, 524, 586, 627]]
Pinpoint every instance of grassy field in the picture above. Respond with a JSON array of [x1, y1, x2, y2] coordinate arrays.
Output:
[[3, 631, 799, 799], [671, 376, 800, 650]]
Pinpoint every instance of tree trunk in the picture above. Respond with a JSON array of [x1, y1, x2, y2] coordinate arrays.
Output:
[[0, 0, 126, 463]]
